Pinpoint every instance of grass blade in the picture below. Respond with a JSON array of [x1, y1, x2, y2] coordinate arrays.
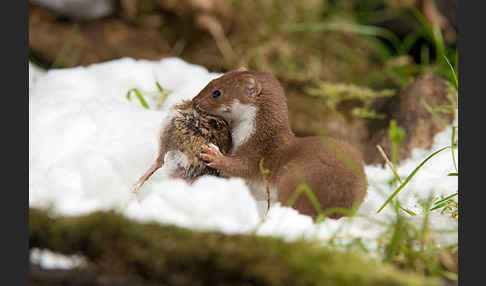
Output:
[[126, 88, 150, 109], [422, 99, 447, 127], [430, 193, 458, 211], [285, 182, 322, 216], [451, 126, 458, 172], [399, 206, 417, 216], [435, 192, 459, 204], [443, 56, 458, 89], [377, 146, 450, 213], [399, 32, 422, 55], [437, 105, 458, 110], [259, 157, 271, 214], [285, 22, 401, 53], [155, 81, 164, 92]]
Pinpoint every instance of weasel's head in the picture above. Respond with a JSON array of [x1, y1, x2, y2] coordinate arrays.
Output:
[[192, 67, 262, 122]]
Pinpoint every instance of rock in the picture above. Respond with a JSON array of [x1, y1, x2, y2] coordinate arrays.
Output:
[[286, 90, 371, 154], [363, 73, 456, 165]]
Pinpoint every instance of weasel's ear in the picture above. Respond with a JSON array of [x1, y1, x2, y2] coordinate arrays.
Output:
[[235, 66, 248, 72], [247, 76, 262, 99]]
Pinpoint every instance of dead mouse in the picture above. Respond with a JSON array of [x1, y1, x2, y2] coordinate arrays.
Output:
[[131, 100, 232, 193]]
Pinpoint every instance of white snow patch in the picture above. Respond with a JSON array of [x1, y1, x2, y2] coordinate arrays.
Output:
[[29, 58, 458, 262], [125, 175, 260, 234], [30, 248, 86, 270], [29, 62, 46, 89]]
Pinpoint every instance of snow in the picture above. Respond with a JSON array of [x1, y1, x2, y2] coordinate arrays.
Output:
[[29, 62, 45, 89], [30, 248, 86, 269], [29, 57, 458, 268]]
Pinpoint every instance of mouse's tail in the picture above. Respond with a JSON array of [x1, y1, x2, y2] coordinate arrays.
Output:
[[130, 156, 164, 193]]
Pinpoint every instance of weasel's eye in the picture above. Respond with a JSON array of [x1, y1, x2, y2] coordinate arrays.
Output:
[[212, 89, 222, 99]]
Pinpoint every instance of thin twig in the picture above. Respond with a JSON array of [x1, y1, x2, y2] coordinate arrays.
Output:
[[197, 14, 237, 65], [376, 145, 403, 184]]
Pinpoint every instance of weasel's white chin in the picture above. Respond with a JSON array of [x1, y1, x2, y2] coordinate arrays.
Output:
[[228, 100, 258, 151]]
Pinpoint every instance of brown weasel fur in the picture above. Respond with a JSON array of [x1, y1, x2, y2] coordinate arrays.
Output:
[[193, 68, 368, 219], [130, 100, 232, 193]]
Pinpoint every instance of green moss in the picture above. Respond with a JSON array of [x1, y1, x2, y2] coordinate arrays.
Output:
[[30, 208, 440, 286], [305, 81, 395, 118]]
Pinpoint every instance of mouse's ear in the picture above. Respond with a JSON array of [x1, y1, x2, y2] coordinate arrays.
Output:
[[247, 76, 262, 99]]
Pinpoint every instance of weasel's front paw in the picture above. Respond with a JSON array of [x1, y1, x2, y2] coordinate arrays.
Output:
[[200, 144, 226, 169]]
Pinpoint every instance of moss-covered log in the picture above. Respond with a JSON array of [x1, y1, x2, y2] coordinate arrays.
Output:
[[30, 208, 441, 286]]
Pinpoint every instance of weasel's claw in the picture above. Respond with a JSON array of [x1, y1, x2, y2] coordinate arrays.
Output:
[[199, 152, 211, 162], [201, 143, 220, 153]]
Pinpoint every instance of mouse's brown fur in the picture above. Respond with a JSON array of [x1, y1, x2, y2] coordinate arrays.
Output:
[[161, 100, 232, 178], [131, 100, 232, 192], [193, 69, 367, 220]]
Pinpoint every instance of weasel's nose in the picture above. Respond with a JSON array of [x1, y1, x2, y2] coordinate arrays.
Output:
[[192, 101, 200, 111], [192, 97, 205, 113], [192, 97, 201, 107]]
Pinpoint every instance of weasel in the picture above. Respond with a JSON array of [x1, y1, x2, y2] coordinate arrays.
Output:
[[130, 100, 232, 193], [193, 68, 368, 219]]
